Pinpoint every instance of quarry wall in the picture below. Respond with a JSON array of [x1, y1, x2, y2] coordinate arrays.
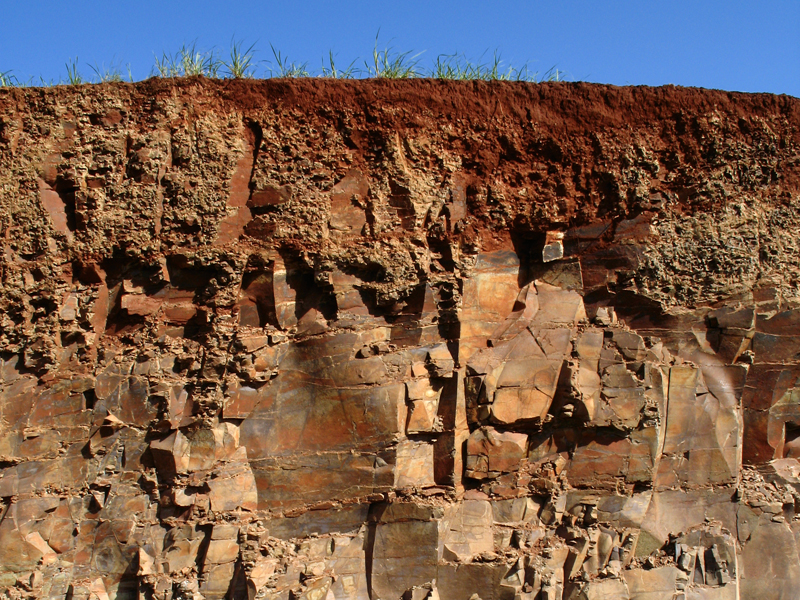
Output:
[[0, 78, 799, 599]]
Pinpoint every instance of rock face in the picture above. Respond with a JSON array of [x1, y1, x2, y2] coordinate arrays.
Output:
[[0, 78, 799, 599]]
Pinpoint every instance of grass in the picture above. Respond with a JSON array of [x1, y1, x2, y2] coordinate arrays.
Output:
[[432, 52, 562, 82], [65, 57, 84, 85], [0, 59, 132, 87], [89, 60, 131, 83], [223, 39, 257, 78], [268, 44, 310, 78], [154, 41, 220, 78], [0, 70, 18, 87], [320, 51, 357, 79], [365, 32, 423, 78], [1, 36, 567, 87]]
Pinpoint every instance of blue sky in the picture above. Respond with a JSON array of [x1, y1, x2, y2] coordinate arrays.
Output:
[[1, 0, 798, 96]]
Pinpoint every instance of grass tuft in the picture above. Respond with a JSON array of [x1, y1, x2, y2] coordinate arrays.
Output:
[[268, 44, 310, 78], [430, 54, 474, 80], [366, 32, 423, 78], [321, 51, 357, 79], [89, 60, 129, 83], [65, 57, 84, 85], [154, 41, 220, 78], [0, 70, 19, 87], [223, 39, 257, 79]]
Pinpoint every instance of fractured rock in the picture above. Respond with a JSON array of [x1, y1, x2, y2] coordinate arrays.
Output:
[[465, 427, 528, 480], [2, 79, 800, 600]]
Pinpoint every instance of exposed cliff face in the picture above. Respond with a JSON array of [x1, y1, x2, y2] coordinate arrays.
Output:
[[0, 78, 799, 600]]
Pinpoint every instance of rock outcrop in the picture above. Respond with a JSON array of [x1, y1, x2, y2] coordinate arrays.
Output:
[[0, 78, 799, 599]]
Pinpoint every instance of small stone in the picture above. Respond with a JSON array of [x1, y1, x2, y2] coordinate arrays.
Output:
[[542, 232, 564, 263]]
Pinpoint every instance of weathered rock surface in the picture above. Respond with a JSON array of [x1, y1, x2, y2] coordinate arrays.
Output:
[[0, 78, 799, 599]]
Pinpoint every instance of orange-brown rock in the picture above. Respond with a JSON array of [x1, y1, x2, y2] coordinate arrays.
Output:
[[1, 78, 799, 599]]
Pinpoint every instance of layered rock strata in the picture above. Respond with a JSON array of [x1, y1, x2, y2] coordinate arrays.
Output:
[[0, 79, 799, 599]]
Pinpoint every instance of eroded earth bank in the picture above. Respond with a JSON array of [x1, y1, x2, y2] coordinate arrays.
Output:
[[0, 78, 799, 600]]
